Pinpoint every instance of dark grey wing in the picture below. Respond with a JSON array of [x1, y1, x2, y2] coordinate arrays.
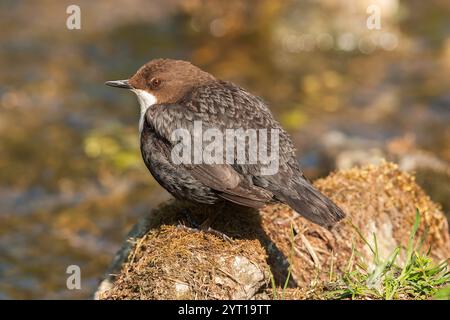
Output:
[[185, 163, 273, 208]]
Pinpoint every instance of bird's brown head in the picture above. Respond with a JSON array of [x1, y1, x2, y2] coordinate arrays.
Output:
[[105, 59, 215, 105]]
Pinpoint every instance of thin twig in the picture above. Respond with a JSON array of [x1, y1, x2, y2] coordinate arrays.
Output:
[[300, 234, 321, 269]]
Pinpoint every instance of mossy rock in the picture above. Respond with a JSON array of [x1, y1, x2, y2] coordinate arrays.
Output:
[[95, 162, 450, 300]]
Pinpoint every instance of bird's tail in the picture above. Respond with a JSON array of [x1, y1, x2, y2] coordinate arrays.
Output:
[[276, 179, 346, 228]]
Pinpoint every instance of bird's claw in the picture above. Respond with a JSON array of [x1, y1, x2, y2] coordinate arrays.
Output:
[[177, 209, 233, 243], [180, 208, 201, 228]]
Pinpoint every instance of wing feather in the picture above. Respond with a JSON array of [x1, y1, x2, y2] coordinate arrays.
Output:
[[186, 164, 272, 208]]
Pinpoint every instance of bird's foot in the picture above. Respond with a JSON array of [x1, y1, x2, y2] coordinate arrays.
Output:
[[179, 208, 201, 228], [177, 209, 233, 242], [201, 226, 233, 242]]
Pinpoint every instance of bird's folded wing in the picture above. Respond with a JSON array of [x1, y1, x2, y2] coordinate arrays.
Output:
[[185, 164, 273, 208]]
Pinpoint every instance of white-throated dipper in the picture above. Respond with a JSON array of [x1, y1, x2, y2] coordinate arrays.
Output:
[[105, 59, 345, 229]]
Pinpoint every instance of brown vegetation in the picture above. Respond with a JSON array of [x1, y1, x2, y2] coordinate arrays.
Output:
[[96, 162, 449, 299]]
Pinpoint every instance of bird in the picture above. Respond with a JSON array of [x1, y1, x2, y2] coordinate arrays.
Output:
[[105, 58, 345, 230]]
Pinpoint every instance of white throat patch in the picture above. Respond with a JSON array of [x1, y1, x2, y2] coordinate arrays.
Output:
[[132, 89, 157, 133]]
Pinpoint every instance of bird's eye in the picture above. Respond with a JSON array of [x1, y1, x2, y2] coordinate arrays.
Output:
[[150, 77, 162, 89]]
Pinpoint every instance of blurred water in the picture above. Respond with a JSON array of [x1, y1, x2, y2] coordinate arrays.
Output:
[[0, 0, 449, 299]]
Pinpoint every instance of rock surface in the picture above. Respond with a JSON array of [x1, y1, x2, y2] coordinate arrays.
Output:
[[95, 162, 449, 300]]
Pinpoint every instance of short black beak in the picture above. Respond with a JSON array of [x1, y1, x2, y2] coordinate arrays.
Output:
[[105, 79, 133, 89]]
